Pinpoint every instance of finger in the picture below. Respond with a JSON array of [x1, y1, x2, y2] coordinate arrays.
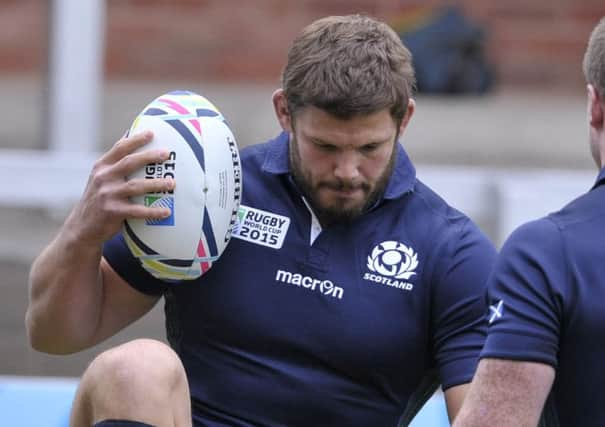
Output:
[[122, 203, 173, 221], [118, 177, 176, 198], [102, 130, 158, 165], [112, 147, 173, 178]]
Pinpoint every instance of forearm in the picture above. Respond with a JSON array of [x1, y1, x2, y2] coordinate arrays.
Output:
[[26, 213, 106, 354], [26, 131, 173, 354], [453, 359, 554, 427]]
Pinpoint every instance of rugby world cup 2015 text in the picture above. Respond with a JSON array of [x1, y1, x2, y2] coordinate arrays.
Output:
[[233, 206, 290, 249]]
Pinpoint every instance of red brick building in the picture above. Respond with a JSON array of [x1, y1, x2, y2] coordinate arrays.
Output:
[[3, 0, 605, 90]]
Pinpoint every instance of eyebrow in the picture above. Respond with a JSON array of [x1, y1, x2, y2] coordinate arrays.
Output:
[[309, 136, 392, 146]]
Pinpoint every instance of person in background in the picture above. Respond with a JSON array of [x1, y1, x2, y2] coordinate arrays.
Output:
[[454, 16, 605, 427]]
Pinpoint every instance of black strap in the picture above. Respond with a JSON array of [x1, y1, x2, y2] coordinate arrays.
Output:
[[537, 391, 560, 427], [397, 369, 441, 427]]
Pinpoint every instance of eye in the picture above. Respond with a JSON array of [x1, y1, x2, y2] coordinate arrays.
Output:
[[313, 141, 338, 152], [360, 143, 380, 153]]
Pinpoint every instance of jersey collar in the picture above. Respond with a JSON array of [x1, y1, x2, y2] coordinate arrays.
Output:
[[261, 131, 417, 200]]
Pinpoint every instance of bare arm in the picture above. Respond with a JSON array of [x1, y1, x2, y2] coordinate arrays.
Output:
[[453, 358, 555, 427], [26, 131, 174, 354]]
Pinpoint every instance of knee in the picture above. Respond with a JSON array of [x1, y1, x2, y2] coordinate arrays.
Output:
[[73, 339, 191, 426], [84, 339, 187, 399]]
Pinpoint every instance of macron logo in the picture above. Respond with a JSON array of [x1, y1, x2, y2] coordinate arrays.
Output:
[[275, 270, 344, 300]]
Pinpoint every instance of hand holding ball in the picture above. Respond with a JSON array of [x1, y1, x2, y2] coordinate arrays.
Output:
[[123, 91, 242, 281]]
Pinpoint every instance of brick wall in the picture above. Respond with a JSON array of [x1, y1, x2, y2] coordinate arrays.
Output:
[[0, 0, 48, 73], [3, 0, 605, 90]]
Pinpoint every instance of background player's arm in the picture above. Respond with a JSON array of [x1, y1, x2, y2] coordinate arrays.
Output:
[[26, 131, 171, 354], [453, 358, 555, 427]]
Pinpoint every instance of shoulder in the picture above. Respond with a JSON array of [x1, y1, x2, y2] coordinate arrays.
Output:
[[403, 179, 491, 250], [393, 179, 496, 285], [548, 184, 605, 230], [240, 140, 273, 167], [503, 217, 561, 253], [239, 133, 289, 179], [496, 217, 564, 282], [497, 182, 605, 262], [407, 179, 472, 229], [489, 217, 567, 313], [495, 189, 605, 288]]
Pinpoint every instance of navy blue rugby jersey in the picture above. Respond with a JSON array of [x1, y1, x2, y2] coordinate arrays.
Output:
[[104, 132, 496, 426], [481, 168, 605, 426]]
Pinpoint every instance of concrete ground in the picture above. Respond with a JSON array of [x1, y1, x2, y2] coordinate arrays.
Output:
[[0, 75, 596, 378]]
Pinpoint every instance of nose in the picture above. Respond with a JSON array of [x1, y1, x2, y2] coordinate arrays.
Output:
[[333, 150, 360, 182]]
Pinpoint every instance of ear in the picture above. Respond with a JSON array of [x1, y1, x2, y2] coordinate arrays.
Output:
[[588, 84, 604, 129], [272, 89, 293, 133], [398, 98, 416, 136]]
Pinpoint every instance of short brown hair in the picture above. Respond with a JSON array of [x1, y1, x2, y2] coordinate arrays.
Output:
[[583, 17, 605, 98], [281, 14, 415, 124]]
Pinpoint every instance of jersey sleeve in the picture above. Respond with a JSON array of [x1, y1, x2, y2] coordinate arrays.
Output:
[[480, 218, 565, 368], [430, 218, 497, 390], [103, 232, 169, 296]]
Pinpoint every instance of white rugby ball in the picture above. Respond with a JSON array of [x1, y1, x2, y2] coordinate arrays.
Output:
[[123, 90, 242, 281]]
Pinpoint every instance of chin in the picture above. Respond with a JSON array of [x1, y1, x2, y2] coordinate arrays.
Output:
[[322, 197, 361, 212], [322, 202, 366, 221]]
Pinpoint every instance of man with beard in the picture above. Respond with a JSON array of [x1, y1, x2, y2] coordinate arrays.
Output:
[[26, 14, 496, 427]]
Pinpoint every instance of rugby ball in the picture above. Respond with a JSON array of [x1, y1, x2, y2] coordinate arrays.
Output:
[[123, 90, 242, 281]]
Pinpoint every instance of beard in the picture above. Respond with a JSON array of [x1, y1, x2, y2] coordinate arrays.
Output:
[[289, 135, 396, 226]]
